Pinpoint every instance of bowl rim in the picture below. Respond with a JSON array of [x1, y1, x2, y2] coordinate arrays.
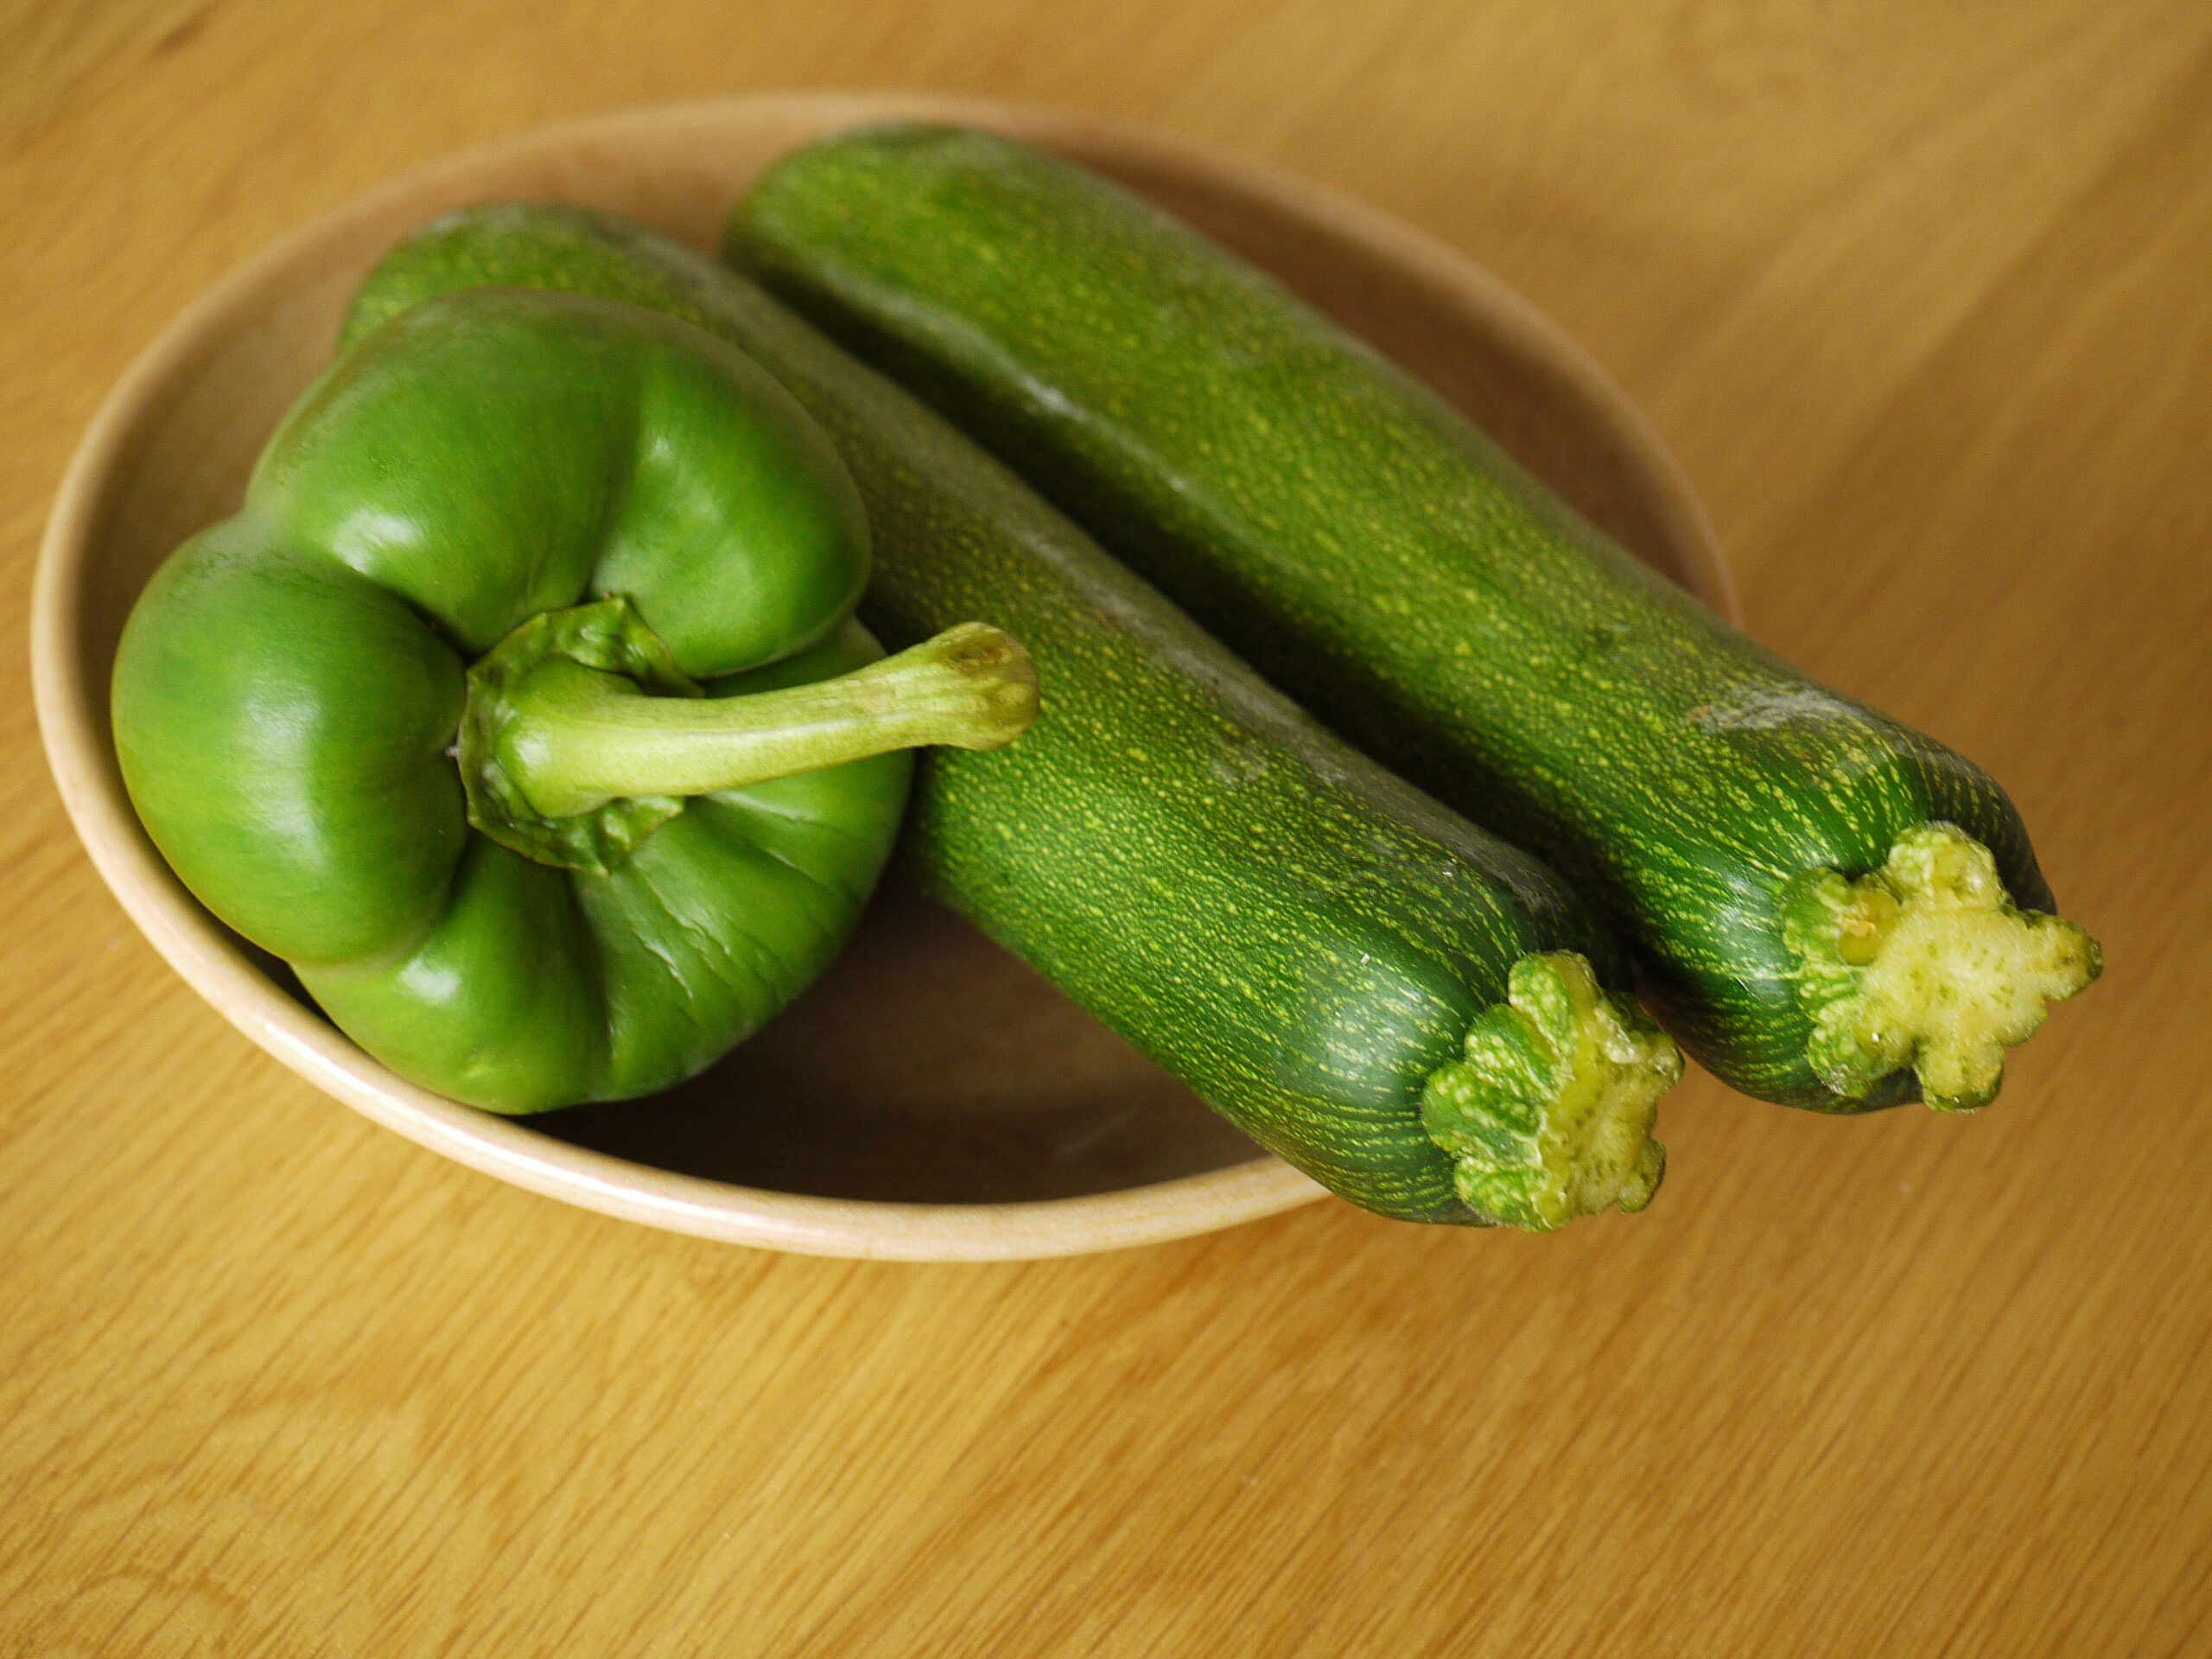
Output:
[[31, 91, 1730, 1260]]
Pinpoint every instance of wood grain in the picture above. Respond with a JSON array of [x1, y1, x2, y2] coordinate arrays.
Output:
[[3, 2, 2207, 1655]]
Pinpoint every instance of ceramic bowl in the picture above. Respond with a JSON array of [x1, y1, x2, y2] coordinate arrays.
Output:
[[33, 93, 1732, 1260]]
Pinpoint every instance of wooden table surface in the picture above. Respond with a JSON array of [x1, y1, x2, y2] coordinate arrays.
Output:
[[6, 3, 2209, 1654]]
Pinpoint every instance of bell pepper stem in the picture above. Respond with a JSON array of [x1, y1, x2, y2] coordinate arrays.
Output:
[[461, 596, 1037, 874], [505, 621, 1037, 817]]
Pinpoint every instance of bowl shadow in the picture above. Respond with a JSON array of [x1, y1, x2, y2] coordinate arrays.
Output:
[[536, 880, 1262, 1202]]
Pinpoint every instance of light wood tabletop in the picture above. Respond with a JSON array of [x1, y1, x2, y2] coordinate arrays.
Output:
[[5, 3, 2208, 1654]]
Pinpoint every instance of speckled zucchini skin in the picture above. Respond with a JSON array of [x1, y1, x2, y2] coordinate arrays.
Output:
[[342, 205, 1633, 1221], [725, 124, 2067, 1112]]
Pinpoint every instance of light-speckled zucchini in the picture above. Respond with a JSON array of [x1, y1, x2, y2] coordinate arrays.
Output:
[[725, 124, 2101, 1114]]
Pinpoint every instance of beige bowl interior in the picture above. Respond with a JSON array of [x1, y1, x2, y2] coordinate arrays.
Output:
[[33, 93, 1732, 1261]]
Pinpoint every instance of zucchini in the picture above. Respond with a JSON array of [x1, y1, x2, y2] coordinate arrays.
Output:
[[724, 124, 2101, 1114], [340, 204, 1681, 1228]]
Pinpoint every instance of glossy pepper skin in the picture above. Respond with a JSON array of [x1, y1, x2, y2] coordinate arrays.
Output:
[[112, 289, 916, 1112]]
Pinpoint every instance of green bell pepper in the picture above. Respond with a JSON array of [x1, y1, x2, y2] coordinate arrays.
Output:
[[112, 288, 1037, 1112]]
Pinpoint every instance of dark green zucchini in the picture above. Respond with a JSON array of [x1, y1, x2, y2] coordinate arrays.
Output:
[[724, 124, 2101, 1115], [339, 203, 1680, 1229]]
